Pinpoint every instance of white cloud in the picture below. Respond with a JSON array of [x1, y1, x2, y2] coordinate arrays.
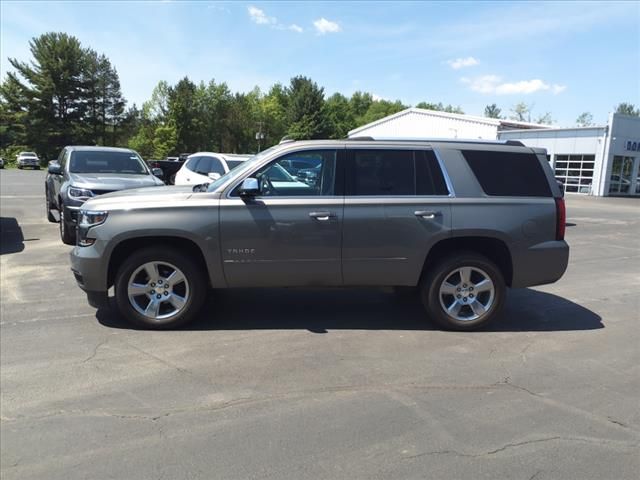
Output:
[[552, 84, 567, 94], [371, 93, 386, 101], [248, 6, 275, 25], [248, 6, 303, 33], [313, 18, 341, 35], [447, 56, 479, 69], [462, 75, 566, 95]]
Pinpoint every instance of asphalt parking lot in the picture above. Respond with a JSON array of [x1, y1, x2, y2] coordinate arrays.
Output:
[[1, 168, 639, 479]]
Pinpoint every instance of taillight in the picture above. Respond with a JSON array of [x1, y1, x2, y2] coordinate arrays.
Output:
[[555, 197, 566, 241]]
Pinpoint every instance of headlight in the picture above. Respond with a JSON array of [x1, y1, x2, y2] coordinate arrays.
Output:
[[79, 210, 108, 227], [77, 210, 108, 247], [68, 186, 94, 200]]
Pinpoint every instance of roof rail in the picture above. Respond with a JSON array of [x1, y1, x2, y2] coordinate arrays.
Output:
[[279, 136, 296, 145], [344, 137, 526, 147], [346, 136, 375, 141]]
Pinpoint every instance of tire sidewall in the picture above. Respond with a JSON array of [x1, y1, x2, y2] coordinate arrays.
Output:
[[114, 247, 206, 329], [59, 208, 76, 245], [422, 254, 506, 331]]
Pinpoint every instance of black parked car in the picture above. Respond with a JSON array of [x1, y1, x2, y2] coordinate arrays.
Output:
[[45, 146, 165, 244]]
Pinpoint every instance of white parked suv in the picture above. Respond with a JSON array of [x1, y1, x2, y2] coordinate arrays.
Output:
[[174, 152, 250, 186], [17, 151, 40, 169]]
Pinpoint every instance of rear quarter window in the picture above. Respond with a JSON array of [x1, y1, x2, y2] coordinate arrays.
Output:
[[461, 150, 552, 197]]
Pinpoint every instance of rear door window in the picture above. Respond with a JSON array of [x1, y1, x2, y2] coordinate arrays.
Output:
[[346, 149, 449, 196], [461, 150, 552, 197]]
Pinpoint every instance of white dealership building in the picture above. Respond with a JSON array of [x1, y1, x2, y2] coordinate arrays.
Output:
[[348, 108, 640, 197]]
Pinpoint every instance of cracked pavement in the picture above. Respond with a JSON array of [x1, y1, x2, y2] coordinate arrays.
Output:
[[1, 170, 639, 479]]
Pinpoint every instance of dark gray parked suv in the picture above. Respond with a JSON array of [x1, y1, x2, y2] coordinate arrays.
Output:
[[46, 146, 165, 244], [70, 139, 568, 330]]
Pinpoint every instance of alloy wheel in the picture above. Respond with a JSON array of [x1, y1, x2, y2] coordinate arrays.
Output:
[[127, 261, 190, 321], [438, 266, 495, 322]]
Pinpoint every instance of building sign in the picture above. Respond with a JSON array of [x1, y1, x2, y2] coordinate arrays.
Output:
[[625, 140, 639, 151]]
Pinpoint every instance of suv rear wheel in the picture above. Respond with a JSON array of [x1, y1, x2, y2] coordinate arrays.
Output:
[[114, 247, 206, 329], [421, 252, 505, 330]]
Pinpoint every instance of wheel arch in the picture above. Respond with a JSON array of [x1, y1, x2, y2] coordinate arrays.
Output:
[[421, 235, 513, 287], [107, 236, 211, 289]]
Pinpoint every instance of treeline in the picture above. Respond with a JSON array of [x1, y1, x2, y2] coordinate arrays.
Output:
[[3, 32, 638, 162], [1, 32, 465, 160]]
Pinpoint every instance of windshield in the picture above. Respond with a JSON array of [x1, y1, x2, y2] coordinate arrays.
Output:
[[206, 145, 282, 192], [21, 152, 37, 157], [69, 151, 149, 175]]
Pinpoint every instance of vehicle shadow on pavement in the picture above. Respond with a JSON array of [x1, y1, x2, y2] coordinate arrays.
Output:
[[0, 217, 25, 255], [97, 287, 603, 333]]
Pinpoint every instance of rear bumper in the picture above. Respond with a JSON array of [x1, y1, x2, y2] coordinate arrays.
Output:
[[511, 240, 569, 288]]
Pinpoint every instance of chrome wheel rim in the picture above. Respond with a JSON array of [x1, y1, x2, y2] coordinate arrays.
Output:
[[127, 261, 189, 321], [438, 266, 495, 322]]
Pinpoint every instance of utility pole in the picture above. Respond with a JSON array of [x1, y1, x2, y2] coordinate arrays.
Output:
[[255, 121, 265, 152]]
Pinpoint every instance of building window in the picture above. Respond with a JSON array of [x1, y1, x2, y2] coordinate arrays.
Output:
[[608, 156, 636, 195], [554, 154, 595, 194]]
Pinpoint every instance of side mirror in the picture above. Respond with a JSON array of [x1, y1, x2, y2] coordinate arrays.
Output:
[[152, 167, 164, 178], [208, 172, 221, 181], [239, 177, 260, 196], [48, 161, 62, 175]]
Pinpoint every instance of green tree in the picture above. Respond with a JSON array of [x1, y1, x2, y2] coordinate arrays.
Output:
[[575, 112, 594, 127], [6, 32, 88, 158], [260, 83, 288, 146], [415, 101, 464, 114], [615, 102, 640, 117], [510, 102, 532, 122], [484, 104, 502, 119], [324, 93, 355, 139], [285, 76, 328, 140], [152, 122, 178, 159], [535, 112, 553, 125], [358, 99, 407, 126], [349, 91, 373, 121], [168, 77, 199, 152]]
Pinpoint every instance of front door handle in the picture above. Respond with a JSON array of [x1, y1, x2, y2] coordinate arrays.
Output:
[[414, 210, 442, 219], [309, 211, 334, 221]]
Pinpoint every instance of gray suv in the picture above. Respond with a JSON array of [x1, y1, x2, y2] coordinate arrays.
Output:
[[70, 139, 569, 330], [46, 146, 165, 244]]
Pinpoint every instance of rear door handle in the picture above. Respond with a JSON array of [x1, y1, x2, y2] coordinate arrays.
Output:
[[309, 211, 334, 221], [414, 210, 442, 219]]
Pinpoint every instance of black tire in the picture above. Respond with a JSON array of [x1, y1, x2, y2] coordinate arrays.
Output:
[[35, 166, 40, 170], [114, 247, 207, 329], [420, 252, 506, 331], [45, 187, 57, 223], [59, 207, 76, 245], [17, 165, 22, 170]]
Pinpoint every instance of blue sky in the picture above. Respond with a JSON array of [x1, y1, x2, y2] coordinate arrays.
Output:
[[1, 0, 639, 126]]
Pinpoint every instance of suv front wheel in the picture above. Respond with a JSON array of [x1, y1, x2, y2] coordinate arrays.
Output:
[[114, 247, 206, 329], [421, 252, 506, 330]]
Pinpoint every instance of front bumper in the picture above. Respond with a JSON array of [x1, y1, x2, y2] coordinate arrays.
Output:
[[70, 239, 109, 295]]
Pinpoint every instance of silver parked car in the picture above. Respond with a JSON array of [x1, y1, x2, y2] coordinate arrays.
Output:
[[70, 138, 569, 330], [17, 151, 40, 169], [45, 146, 165, 244]]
